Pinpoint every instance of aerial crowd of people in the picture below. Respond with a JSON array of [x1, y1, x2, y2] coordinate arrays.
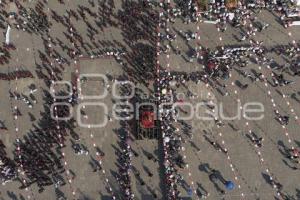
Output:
[[0, 0, 299, 199]]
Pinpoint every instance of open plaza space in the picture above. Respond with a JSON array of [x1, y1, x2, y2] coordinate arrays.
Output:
[[0, 0, 299, 200]]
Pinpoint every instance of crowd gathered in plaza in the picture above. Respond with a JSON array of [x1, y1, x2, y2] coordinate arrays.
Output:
[[0, 0, 299, 199]]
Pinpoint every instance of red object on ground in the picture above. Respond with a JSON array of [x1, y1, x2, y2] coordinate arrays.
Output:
[[207, 61, 216, 70], [140, 111, 155, 128]]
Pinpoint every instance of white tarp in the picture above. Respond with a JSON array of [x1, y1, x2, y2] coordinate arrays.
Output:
[[292, 0, 300, 5], [203, 20, 218, 24], [290, 21, 300, 26], [5, 25, 11, 45], [228, 13, 235, 21]]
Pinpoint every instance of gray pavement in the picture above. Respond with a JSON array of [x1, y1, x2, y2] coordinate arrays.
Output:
[[0, 1, 299, 200]]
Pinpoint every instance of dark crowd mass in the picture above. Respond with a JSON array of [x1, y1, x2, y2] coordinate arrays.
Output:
[[0, 0, 299, 200]]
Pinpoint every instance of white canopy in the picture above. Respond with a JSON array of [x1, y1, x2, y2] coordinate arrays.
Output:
[[5, 25, 11, 45], [296, 0, 300, 6]]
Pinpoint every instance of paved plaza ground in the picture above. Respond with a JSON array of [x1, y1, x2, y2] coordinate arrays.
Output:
[[0, 0, 300, 200]]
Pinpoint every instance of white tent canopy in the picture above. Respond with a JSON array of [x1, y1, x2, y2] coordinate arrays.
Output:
[[294, 0, 300, 6], [5, 25, 11, 45]]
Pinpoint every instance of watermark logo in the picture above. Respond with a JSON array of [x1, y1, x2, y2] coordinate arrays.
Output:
[[50, 73, 265, 128]]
